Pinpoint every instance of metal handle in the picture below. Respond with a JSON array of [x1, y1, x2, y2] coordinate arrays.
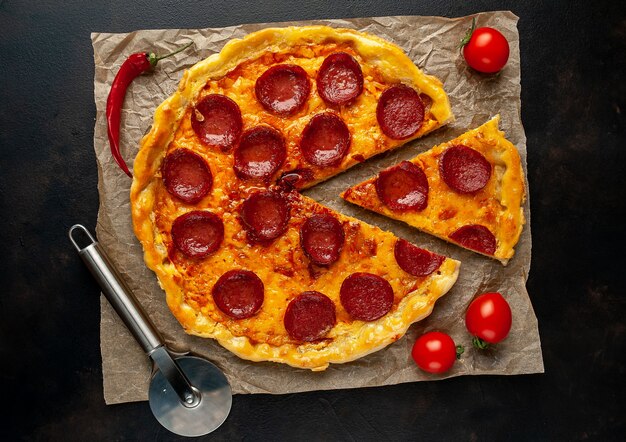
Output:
[[69, 224, 200, 407], [69, 224, 163, 353]]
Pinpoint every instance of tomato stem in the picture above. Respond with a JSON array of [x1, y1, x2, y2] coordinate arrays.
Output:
[[455, 345, 465, 359], [472, 336, 490, 350], [459, 17, 477, 49]]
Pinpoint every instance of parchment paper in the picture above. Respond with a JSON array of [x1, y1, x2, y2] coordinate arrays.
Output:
[[91, 11, 543, 405]]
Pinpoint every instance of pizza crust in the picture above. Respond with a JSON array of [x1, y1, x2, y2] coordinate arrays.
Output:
[[131, 26, 458, 370]]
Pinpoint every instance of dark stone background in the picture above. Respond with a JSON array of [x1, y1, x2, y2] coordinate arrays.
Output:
[[1, 0, 624, 440]]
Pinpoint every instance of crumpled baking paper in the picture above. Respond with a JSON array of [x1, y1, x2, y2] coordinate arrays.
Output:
[[91, 11, 543, 405]]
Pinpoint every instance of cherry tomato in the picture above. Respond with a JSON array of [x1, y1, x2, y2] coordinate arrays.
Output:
[[412, 331, 459, 374], [465, 292, 512, 346], [460, 19, 510, 73]]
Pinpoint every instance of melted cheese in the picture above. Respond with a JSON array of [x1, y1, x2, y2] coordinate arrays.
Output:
[[131, 26, 459, 370], [342, 116, 526, 264], [172, 43, 446, 188], [165, 194, 460, 369]]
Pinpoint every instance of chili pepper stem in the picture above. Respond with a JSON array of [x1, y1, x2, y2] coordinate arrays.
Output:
[[148, 41, 194, 68]]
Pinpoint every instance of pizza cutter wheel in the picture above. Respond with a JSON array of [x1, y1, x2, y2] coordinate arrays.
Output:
[[69, 224, 232, 437]]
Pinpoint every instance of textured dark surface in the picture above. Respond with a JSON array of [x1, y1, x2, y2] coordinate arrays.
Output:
[[1, 0, 624, 440]]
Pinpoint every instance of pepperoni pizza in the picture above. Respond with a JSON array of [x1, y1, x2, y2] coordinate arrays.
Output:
[[131, 26, 460, 370], [342, 116, 526, 264]]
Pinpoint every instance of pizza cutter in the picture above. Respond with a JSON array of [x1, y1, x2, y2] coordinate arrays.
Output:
[[69, 224, 232, 437]]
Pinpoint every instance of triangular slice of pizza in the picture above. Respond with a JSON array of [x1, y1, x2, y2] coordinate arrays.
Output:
[[341, 115, 526, 265]]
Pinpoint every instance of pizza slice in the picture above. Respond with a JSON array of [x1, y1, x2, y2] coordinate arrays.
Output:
[[341, 116, 526, 264]]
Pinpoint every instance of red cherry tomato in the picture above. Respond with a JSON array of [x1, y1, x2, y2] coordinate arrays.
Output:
[[412, 331, 458, 374], [461, 19, 510, 73], [465, 292, 512, 346]]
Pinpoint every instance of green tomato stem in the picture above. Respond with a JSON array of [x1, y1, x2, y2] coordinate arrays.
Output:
[[456, 345, 465, 360], [472, 336, 490, 350], [459, 17, 477, 49]]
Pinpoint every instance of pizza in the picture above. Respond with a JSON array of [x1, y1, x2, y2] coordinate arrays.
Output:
[[342, 115, 526, 264], [130, 25, 460, 371]]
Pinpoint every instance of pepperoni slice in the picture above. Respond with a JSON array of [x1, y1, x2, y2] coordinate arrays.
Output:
[[376, 85, 425, 139], [300, 112, 351, 167], [316, 52, 364, 105], [255, 64, 310, 116], [212, 270, 264, 319], [171, 211, 224, 259], [449, 224, 497, 255], [340, 273, 394, 321], [394, 239, 445, 277], [439, 145, 492, 193], [276, 168, 314, 191], [240, 190, 290, 242], [284, 291, 336, 342], [234, 126, 287, 181], [375, 161, 429, 211], [300, 213, 345, 266], [191, 94, 243, 151], [161, 149, 212, 204]]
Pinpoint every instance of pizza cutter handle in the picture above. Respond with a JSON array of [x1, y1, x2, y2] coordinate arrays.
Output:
[[68, 224, 200, 407]]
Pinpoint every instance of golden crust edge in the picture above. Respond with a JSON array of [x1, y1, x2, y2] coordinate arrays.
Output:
[[483, 115, 526, 263]]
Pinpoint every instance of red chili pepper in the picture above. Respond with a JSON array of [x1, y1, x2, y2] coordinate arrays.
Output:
[[106, 42, 193, 177]]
